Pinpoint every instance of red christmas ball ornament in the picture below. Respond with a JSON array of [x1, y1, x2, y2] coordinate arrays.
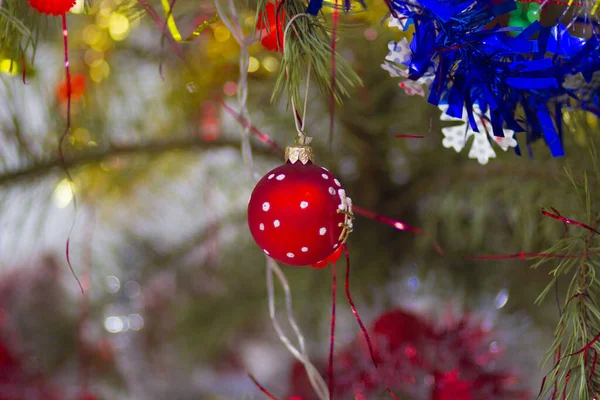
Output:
[[248, 145, 353, 266], [27, 0, 76, 15]]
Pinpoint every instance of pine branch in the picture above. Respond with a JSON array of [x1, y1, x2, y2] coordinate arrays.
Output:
[[534, 166, 600, 399], [270, 0, 361, 106], [0, 0, 41, 64], [0, 136, 274, 186]]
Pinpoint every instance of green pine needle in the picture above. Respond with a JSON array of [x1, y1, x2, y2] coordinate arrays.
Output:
[[267, 0, 361, 107], [535, 158, 600, 399]]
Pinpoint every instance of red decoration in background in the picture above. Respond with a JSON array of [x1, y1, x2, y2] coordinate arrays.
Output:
[[57, 74, 86, 103], [0, 336, 58, 400], [369, 309, 437, 362], [288, 308, 531, 400], [27, 0, 76, 15], [256, 3, 285, 52], [200, 101, 221, 142], [247, 161, 348, 266], [431, 371, 473, 400]]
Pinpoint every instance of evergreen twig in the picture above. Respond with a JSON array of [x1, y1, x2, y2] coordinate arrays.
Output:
[[258, 0, 361, 107], [0, 136, 275, 186], [534, 156, 600, 399]]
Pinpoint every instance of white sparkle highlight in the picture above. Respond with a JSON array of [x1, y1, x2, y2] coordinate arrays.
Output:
[[300, 201, 309, 209], [328, 187, 336, 195], [394, 222, 405, 230], [287, 252, 295, 258], [319, 227, 326, 235], [321, 173, 329, 180], [301, 247, 308, 252], [273, 220, 280, 228], [334, 179, 341, 187], [276, 174, 285, 181], [263, 249, 270, 255], [268, 174, 275, 180], [262, 202, 270, 211], [259, 223, 265, 231], [334, 244, 339, 248]]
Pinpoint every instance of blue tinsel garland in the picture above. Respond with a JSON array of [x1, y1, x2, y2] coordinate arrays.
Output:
[[385, 0, 600, 156]]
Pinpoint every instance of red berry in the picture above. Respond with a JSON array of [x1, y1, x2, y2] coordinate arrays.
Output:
[[248, 158, 352, 267], [27, 0, 76, 15]]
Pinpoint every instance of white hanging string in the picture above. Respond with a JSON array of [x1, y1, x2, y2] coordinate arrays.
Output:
[[282, 13, 312, 141], [267, 259, 330, 400], [214, 3, 328, 399], [214, 0, 255, 175]]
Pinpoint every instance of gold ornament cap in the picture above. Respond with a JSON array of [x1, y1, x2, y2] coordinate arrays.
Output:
[[285, 145, 314, 164]]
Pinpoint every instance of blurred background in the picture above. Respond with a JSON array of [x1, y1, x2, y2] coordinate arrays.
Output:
[[0, 0, 599, 398]]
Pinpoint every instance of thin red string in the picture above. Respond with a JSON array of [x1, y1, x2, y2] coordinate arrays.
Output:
[[248, 373, 280, 400], [395, 134, 424, 139], [383, 0, 400, 19], [328, 262, 337, 400], [539, 330, 600, 397], [59, 13, 84, 295], [468, 251, 600, 260], [569, 331, 600, 356], [542, 208, 600, 235], [21, 53, 27, 85], [219, 99, 285, 154], [538, 375, 547, 397], [563, 370, 571, 400], [352, 206, 445, 255], [343, 245, 400, 400], [517, 0, 585, 5], [78, 209, 95, 397], [549, 207, 569, 234], [328, 0, 339, 148], [565, 292, 589, 306]]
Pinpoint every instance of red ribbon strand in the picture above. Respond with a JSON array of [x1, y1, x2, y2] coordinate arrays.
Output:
[[249, 373, 279, 400], [542, 208, 600, 235]]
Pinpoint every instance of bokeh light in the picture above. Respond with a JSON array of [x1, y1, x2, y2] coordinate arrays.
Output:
[[0, 59, 18, 76], [248, 56, 260, 73], [109, 13, 130, 41], [52, 179, 74, 208]]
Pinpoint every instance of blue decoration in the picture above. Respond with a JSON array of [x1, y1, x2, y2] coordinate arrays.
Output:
[[385, 0, 600, 157], [306, 0, 365, 16]]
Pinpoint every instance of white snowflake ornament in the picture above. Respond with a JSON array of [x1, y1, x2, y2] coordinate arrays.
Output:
[[439, 104, 517, 165], [388, 15, 408, 30], [386, 39, 412, 65], [399, 80, 425, 96], [381, 62, 407, 78], [383, 39, 435, 97]]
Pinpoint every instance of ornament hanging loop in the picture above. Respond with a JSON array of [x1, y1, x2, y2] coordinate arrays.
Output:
[[283, 13, 313, 147]]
